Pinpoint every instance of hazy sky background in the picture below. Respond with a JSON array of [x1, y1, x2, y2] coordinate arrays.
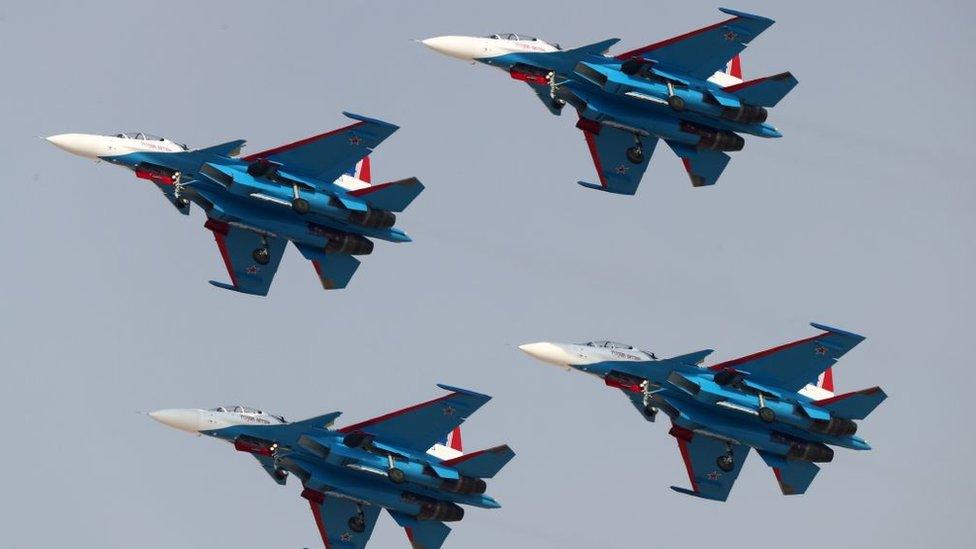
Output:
[[2, 1, 973, 547]]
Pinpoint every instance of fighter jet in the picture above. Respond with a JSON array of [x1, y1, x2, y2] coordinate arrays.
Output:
[[46, 113, 423, 296], [519, 323, 885, 501], [148, 385, 513, 548], [423, 8, 796, 194]]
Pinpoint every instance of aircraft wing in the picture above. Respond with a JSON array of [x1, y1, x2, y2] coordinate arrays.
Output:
[[613, 8, 775, 80], [294, 243, 362, 290], [203, 218, 287, 296], [576, 118, 656, 195], [242, 112, 399, 184], [757, 450, 820, 495], [668, 424, 749, 501], [708, 323, 866, 392], [337, 385, 492, 453], [301, 488, 381, 549]]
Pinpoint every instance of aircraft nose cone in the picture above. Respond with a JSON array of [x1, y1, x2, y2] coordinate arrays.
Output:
[[148, 409, 203, 433], [421, 36, 479, 61], [45, 133, 99, 159], [518, 342, 576, 368]]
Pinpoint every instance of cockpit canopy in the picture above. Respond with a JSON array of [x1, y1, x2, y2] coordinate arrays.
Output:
[[584, 340, 634, 349], [486, 33, 539, 41], [209, 405, 284, 421], [115, 132, 165, 141]]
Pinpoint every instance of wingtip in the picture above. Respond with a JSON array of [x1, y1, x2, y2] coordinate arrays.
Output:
[[341, 111, 400, 130], [208, 280, 267, 297], [809, 322, 865, 341], [436, 384, 492, 400], [718, 7, 774, 24]]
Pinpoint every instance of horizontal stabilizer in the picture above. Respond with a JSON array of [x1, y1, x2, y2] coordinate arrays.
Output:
[[442, 445, 515, 479], [724, 72, 798, 107], [815, 387, 887, 420], [389, 511, 452, 549], [196, 139, 246, 158], [295, 243, 361, 290], [348, 177, 424, 212]]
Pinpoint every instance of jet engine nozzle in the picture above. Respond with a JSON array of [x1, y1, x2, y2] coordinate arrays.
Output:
[[721, 105, 768, 124], [417, 500, 465, 522], [680, 122, 744, 151], [810, 417, 858, 437], [347, 209, 396, 229], [310, 226, 375, 255], [440, 476, 488, 495], [786, 441, 834, 463]]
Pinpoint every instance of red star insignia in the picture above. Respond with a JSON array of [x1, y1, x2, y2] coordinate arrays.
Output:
[[814, 344, 828, 356], [246, 265, 260, 275], [442, 405, 456, 416], [615, 165, 629, 175], [340, 532, 352, 542], [706, 470, 722, 481], [348, 135, 363, 146], [724, 31, 738, 41]]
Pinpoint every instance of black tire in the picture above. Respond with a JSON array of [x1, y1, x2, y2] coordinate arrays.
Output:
[[273, 468, 288, 481], [643, 405, 657, 420], [348, 516, 366, 533], [667, 95, 685, 111], [388, 467, 406, 484], [626, 146, 644, 164], [175, 198, 190, 210], [292, 197, 310, 215], [252, 247, 270, 265], [716, 453, 735, 472], [758, 407, 775, 423]]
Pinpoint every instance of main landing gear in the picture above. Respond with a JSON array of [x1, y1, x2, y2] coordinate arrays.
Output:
[[387, 454, 406, 484], [252, 236, 271, 265], [716, 443, 735, 473], [347, 505, 366, 533], [291, 183, 310, 215], [757, 393, 775, 423]]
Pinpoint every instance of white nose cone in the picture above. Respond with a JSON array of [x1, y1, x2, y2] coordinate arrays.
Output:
[[148, 409, 203, 433], [45, 133, 104, 159], [421, 36, 484, 61], [518, 342, 577, 368]]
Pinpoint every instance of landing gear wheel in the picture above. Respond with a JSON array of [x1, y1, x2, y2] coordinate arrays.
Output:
[[667, 95, 685, 111], [716, 453, 735, 472], [387, 467, 406, 484], [291, 197, 310, 215], [550, 97, 565, 111], [175, 198, 190, 210], [758, 407, 775, 423], [252, 247, 270, 265], [643, 405, 658, 421], [348, 516, 366, 533], [626, 146, 644, 164]]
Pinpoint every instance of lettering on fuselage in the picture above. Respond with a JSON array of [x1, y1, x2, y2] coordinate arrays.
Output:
[[610, 350, 643, 361]]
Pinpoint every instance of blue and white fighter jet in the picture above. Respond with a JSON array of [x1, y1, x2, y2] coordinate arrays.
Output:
[[423, 8, 796, 194], [519, 323, 886, 501], [46, 113, 423, 296], [148, 385, 513, 548]]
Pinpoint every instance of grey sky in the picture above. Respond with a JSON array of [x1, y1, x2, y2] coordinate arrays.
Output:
[[2, 0, 973, 547]]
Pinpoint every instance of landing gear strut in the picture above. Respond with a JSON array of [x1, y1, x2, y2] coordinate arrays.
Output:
[[387, 454, 406, 484], [716, 442, 735, 472], [291, 183, 310, 215], [252, 236, 271, 265], [348, 505, 366, 533], [757, 393, 775, 423]]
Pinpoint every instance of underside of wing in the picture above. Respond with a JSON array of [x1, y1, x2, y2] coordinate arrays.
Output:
[[575, 117, 656, 195], [337, 385, 492, 453], [614, 8, 775, 80], [669, 424, 749, 501], [242, 112, 399, 183], [204, 218, 287, 296], [709, 322, 866, 392], [757, 450, 820, 495], [301, 488, 381, 549]]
